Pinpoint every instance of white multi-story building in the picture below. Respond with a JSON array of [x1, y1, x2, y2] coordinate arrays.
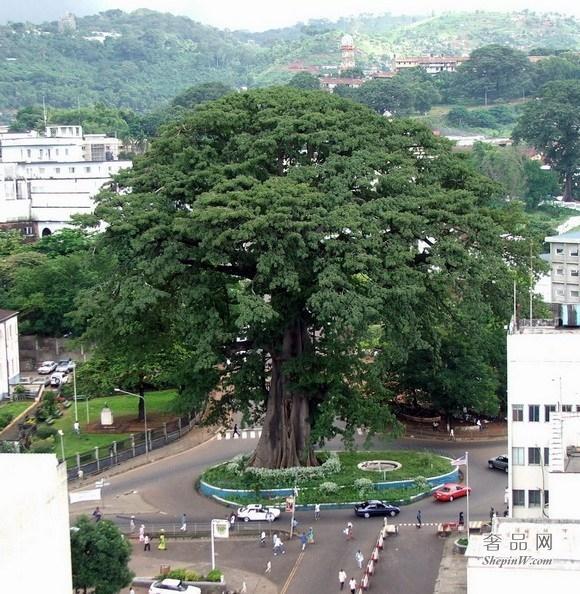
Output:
[[0, 309, 19, 400], [0, 454, 73, 594], [0, 125, 131, 238]]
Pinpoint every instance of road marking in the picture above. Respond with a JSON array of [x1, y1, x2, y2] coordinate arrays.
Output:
[[280, 550, 305, 594]]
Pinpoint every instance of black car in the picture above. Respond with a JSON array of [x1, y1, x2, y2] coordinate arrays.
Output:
[[488, 455, 508, 472], [354, 500, 400, 518]]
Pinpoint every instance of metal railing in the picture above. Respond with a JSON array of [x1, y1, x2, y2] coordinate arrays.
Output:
[[65, 414, 194, 481]]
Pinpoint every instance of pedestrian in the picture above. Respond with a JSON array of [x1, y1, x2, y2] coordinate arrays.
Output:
[[129, 587, 135, 594], [130, 515, 136, 533], [92, 506, 102, 522], [300, 532, 307, 551], [233, 423, 240, 437], [345, 521, 353, 540], [489, 507, 495, 523], [349, 577, 357, 594], [139, 524, 145, 543], [272, 533, 278, 547], [260, 531, 266, 546], [180, 513, 187, 532], [273, 535, 281, 556], [307, 526, 315, 544], [73, 421, 80, 436], [292, 517, 298, 531], [449, 428, 455, 441], [503, 509, 509, 518], [158, 529, 167, 551], [459, 511, 464, 526], [477, 419, 482, 431], [432, 420, 438, 432], [143, 534, 151, 552], [338, 569, 347, 591], [240, 581, 247, 593], [265, 561, 272, 574], [355, 549, 364, 569], [230, 512, 236, 528], [314, 503, 320, 520], [416, 510, 422, 528]]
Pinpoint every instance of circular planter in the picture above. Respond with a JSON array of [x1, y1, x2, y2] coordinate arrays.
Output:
[[454, 538, 468, 554]]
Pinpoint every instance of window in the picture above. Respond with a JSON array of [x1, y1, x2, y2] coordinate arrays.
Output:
[[26, 149, 31, 158], [556, 247, 564, 254], [69, 167, 75, 174], [512, 405, 523, 422], [512, 490, 525, 506], [528, 490, 541, 508], [65, 148, 69, 156], [55, 148, 59, 156], [572, 291, 579, 297], [544, 490, 550, 506], [545, 404, 556, 422], [556, 268, 564, 275], [512, 447, 524, 465], [85, 166, 91, 173], [571, 248, 579, 256], [55, 167, 60, 174], [544, 447, 550, 466], [528, 447, 541, 465], [529, 405, 540, 422], [556, 289, 565, 296], [562, 404, 573, 413], [572, 270, 579, 277]]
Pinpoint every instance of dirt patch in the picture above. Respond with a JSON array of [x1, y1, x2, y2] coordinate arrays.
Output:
[[84, 412, 180, 433]]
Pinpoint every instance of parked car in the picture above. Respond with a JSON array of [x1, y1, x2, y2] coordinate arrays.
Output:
[[354, 500, 401, 518], [236, 504, 281, 522], [149, 579, 201, 594], [433, 483, 472, 502], [37, 361, 57, 374], [55, 359, 73, 373], [50, 371, 68, 387], [488, 455, 509, 473]]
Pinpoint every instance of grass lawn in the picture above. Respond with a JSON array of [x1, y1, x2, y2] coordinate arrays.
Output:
[[203, 450, 452, 491], [0, 400, 33, 419], [44, 390, 178, 459]]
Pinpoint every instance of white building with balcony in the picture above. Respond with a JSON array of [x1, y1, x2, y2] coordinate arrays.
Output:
[[0, 125, 131, 238], [0, 309, 19, 400]]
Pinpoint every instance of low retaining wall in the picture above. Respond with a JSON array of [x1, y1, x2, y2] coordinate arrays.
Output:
[[199, 464, 458, 501], [399, 412, 441, 424]]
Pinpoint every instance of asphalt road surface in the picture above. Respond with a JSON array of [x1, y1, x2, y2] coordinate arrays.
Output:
[[72, 432, 507, 594]]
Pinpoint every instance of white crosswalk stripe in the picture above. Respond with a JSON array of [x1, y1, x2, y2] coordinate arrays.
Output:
[[217, 428, 262, 441]]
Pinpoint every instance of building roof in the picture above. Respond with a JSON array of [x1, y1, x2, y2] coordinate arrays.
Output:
[[319, 77, 363, 86], [0, 309, 18, 323], [546, 230, 580, 243], [395, 56, 467, 64]]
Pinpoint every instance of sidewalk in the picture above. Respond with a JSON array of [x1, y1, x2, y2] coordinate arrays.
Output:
[[433, 535, 467, 594]]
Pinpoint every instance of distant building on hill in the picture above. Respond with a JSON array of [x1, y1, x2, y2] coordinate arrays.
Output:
[[394, 55, 467, 74], [319, 77, 365, 92], [58, 12, 76, 33], [340, 34, 356, 72]]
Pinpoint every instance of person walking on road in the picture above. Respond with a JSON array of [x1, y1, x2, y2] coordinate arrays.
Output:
[[92, 507, 102, 522], [130, 515, 136, 533], [416, 510, 422, 528], [355, 549, 364, 569], [307, 526, 315, 544], [232, 423, 241, 437], [459, 511, 464, 526], [300, 532, 307, 551], [240, 580, 247, 593], [158, 530, 167, 551], [449, 428, 455, 441], [139, 524, 145, 543], [265, 561, 272, 574], [180, 513, 187, 532], [143, 534, 151, 552], [314, 503, 320, 520], [344, 521, 353, 540], [260, 531, 266, 546], [339, 569, 347, 591], [490, 507, 495, 523], [349, 577, 357, 594]]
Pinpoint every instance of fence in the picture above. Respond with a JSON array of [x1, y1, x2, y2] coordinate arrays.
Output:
[[65, 414, 194, 481]]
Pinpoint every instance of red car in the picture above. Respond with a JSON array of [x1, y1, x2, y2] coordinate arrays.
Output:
[[433, 483, 472, 502]]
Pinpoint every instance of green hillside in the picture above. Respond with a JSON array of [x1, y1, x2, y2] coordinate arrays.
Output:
[[0, 9, 578, 116]]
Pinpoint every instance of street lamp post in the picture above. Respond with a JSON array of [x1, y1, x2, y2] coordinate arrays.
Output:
[[57, 429, 65, 463], [114, 388, 148, 459]]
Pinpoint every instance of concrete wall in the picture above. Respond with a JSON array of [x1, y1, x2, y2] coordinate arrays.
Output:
[[550, 472, 580, 519], [468, 566, 578, 594], [0, 454, 73, 594], [0, 314, 20, 399]]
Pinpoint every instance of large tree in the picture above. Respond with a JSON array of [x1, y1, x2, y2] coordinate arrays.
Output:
[[513, 80, 580, 202], [84, 87, 529, 468]]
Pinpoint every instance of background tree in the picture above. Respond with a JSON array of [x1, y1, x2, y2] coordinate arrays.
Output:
[[171, 82, 233, 109], [288, 72, 321, 90], [70, 516, 133, 594], [513, 80, 580, 201], [84, 87, 533, 468]]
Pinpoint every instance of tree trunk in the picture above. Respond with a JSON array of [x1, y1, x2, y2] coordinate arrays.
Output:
[[249, 318, 318, 469], [138, 381, 145, 422], [563, 171, 574, 202]]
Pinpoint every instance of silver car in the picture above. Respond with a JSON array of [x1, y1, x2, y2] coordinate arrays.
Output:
[[149, 578, 201, 594]]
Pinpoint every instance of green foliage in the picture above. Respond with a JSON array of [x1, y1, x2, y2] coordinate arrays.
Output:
[[446, 105, 518, 129], [171, 82, 233, 108], [0, 413, 14, 430], [319, 481, 339, 495], [70, 516, 133, 594], [35, 425, 58, 440], [413, 476, 431, 492], [205, 569, 224, 582], [354, 477, 374, 497], [160, 569, 201, 581], [523, 160, 560, 209], [288, 72, 321, 90], [243, 452, 341, 485], [513, 80, 580, 200], [29, 438, 55, 454], [0, 441, 18, 453]]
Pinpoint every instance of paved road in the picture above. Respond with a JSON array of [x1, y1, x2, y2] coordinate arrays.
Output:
[[71, 432, 507, 594]]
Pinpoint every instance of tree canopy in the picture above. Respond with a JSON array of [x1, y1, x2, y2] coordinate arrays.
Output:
[[84, 87, 533, 468], [513, 80, 580, 201]]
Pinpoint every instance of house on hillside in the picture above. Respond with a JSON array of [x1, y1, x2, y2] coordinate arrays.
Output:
[[0, 309, 20, 401], [394, 55, 467, 74]]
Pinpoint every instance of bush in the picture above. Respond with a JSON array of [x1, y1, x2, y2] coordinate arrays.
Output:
[[0, 412, 14, 430], [162, 569, 200, 581], [414, 475, 431, 492], [354, 478, 374, 497], [205, 569, 223, 582], [243, 452, 341, 485], [36, 425, 58, 440], [29, 438, 55, 453], [319, 481, 339, 495]]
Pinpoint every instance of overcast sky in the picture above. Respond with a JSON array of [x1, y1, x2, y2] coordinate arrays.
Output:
[[1, 0, 579, 31]]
